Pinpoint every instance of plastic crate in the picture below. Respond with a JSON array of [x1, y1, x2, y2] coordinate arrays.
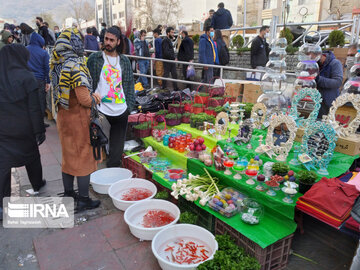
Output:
[[178, 196, 216, 233], [215, 219, 293, 270], [121, 155, 147, 179]]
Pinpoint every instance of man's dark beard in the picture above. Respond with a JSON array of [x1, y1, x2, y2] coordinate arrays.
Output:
[[105, 45, 116, 52]]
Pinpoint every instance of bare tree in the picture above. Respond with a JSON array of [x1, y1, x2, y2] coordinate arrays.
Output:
[[69, 0, 95, 27], [158, 0, 182, 26], [327, 0, 350, 20], [40, 12, 57, 29]]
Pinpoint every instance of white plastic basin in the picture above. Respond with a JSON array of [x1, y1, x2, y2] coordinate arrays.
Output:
[[152, 224, 218, 270], [108, 178, 157, 211], [124, 199, 180, 241], [90, 168, 133, 194]]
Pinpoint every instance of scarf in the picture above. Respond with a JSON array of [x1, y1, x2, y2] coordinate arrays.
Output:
[[208, 36, 216, 63], [50, 27, 92, 110]]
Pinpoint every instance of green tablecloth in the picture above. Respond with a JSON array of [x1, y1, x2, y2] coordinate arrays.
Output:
[[217, 129, 359, 180]]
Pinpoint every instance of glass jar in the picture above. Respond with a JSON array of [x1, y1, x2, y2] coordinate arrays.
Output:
[[261, 73, 287, 94], [239, 198, 264, 225], [266, 59, 287, 74], [295, 60, 319, 79], [298, 43, 322, 61]]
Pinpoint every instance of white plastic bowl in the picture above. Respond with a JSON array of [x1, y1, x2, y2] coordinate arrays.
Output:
[[90, 168, 133, 194], [108, 178, 157, 211], [124, 199, 180, 241], [152, 224, 218, 270]]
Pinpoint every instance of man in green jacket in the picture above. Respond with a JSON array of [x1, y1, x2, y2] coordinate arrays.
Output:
[[0, 30, 14, 50], [87, 26, 135, 168]]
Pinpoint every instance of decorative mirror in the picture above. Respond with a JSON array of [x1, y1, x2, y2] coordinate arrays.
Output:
[[215, 112, 229, 137], [264, 114, 298, 161], [233, 119, 254, 145], [289, 88, 322, 127], [326, 93, 360, 138], [299, 120, 338, 175], [250, 103, 267, 129]]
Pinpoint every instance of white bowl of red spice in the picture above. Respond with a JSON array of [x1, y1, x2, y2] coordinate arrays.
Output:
[[108, 178, 157, 211], [124, 199, 180, 240], [152, 224, 218, 270], [90, 168, 133, 194]]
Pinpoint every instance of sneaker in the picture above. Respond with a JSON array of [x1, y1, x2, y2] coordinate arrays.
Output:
[[33, 179, 46, 192], [44, 123, 50, 128], [76, 196, 100, 212]]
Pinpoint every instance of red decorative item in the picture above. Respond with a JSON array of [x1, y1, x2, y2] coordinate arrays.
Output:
[[133, 114, 152, 138], [168, 92, 184, 114], [208, 77, 225, 97], [192, 104, 204, 114]]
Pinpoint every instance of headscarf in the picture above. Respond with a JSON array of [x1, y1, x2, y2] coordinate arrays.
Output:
[[50, 27, 92, 110], [0, 44, 38, 103]]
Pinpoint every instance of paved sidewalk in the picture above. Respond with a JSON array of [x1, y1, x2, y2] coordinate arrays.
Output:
[[0, 119, 358, 270]]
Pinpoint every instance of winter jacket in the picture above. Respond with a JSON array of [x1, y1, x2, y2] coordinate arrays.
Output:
[[178, 36, 194, 62], [198, 34, 219, 65], [215, 39, 227, 64], [203, 17, 212, 31], [100, 28, 106, 43], [154, 37, 162, 58], [47, 28, 56, 45], [84, 35, 99, 51], [316, 51, 343, 107], [162, 37, 175, 60], [211, 8, 233, 30], [26, 32, 50, 83], [134, 38, 150, 57], [38, 25, 51, 46], [250, 35, 270, 68]]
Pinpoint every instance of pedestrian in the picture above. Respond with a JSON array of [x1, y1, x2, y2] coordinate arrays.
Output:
[[162, 26, 178, 91], [153, 28, 163, 87], [13, 26, 22, 43], [84, 27, 100, 56], [316, 51, 343, 119], [213, 29, 229, 77], [99, 22, 107, 44], [345, 43, 358, 79], [177, 30, 194, 89], [250, 25, 270, 69], [203, 9, 215, 31], [35, 16, 51, 46], [44, 22, 55, 45], [155, 25, 163, 34], [26, 32, 50, 128], [134, 29, 150, 88], [0, 44, 47, 219], [87, 26, 135, 168], [20, 23, 34, 46], [54, 25, 61, 40], [0, 30, 14, 49], [50, 28, 101, 210], [211, 2, 233, 30], [199, 26, 219, 83]]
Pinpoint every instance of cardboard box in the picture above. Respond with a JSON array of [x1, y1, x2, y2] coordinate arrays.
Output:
[[295, 128, 360, 156], [242, 83, 262, 103], [225, 83, 243, 100]]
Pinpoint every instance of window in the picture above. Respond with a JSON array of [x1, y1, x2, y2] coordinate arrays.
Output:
[[263, 0, 271, 9], [298, 0, 305, 4], [113, 13, 117, 19], [98, 4, 102, 10], [119, 11, 125, 18]]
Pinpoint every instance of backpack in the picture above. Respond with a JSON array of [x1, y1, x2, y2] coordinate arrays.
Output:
[[219, 44, 230, 65]]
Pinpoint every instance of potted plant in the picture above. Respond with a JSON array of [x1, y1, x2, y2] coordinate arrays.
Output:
[[168, 103, 184, 114], [205, 114, 215, 124], [244, 102, 254, 119], [205, 106, 215, 116], [329, 30, 345, 48], [155, 109, 167, 122], [194, 92, 209, 104], [192, 103, 204, 114], [298, 170, 317, 194], [271, 162, 290, 177], [133, 121, 152, 138], [181, 112, 191, 123], [183, 100, 192, 112], [195, 114, 208, 129], [165, 113, 181, 126]]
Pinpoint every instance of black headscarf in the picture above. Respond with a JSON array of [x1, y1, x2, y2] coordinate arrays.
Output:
[[0, 44, 38, 103]]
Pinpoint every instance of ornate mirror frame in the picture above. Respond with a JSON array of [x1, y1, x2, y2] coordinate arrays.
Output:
[[326, 93, 360, 138], [233, 119, 254, 145], [265, 114, 298, 160], [250, 103, 267, 129], [215, 112, 229, 136], [299, 120, 338, 172], [289, 87, 322, 127]]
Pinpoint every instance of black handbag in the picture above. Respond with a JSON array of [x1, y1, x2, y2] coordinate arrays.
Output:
[[89, 96, 110, 160]]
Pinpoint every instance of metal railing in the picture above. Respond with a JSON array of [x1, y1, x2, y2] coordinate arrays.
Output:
[[225, 16, 360, 47], [121, 54, 296, 89]]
